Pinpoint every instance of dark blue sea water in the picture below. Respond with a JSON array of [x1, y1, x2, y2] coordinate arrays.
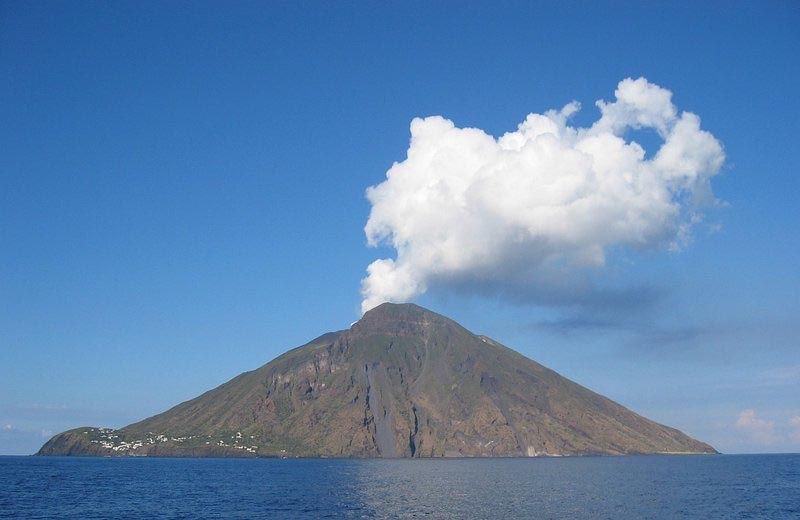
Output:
[[0, 455, 798, 519]]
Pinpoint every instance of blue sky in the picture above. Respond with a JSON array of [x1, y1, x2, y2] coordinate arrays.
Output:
[[1, 1, 798, 455]]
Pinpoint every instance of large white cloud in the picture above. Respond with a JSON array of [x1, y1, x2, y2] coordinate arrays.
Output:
[[361, 78, 724, 313]]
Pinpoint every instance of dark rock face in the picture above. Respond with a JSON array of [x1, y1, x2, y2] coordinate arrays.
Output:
[[38, 303, 716, 457]]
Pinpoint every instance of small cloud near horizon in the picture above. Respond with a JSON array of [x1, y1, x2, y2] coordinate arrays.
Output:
[[735, 409, 800, 449], [736, 409, 779, 446], [790, 417, 800, 444], [0, 423, 55, 456], [360, 77, 724, 314]]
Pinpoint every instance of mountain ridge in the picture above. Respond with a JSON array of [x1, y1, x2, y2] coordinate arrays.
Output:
[[38, 303, 716, 457]]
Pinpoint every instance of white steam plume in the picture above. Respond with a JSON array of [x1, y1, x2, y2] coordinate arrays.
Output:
[[361, 78, 724, 314]]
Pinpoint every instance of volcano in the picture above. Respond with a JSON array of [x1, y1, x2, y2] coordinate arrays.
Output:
[[39, 303, 715, 457]]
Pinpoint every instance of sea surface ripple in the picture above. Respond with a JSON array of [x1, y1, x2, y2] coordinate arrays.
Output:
[[0, 454, 798, 519]]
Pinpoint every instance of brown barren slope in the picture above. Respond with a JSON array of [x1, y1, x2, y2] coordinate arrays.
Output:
[[38, 303, 716, 457]]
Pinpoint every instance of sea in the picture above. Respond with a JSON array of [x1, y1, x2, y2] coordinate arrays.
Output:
[[0, 455, 798, 519]]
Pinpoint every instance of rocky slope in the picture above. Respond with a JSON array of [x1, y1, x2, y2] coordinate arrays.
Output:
[[39, 303, 716, 457]]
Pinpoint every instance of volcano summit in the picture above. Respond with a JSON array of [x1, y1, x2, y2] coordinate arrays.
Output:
[[39, 303, 715, 457]]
